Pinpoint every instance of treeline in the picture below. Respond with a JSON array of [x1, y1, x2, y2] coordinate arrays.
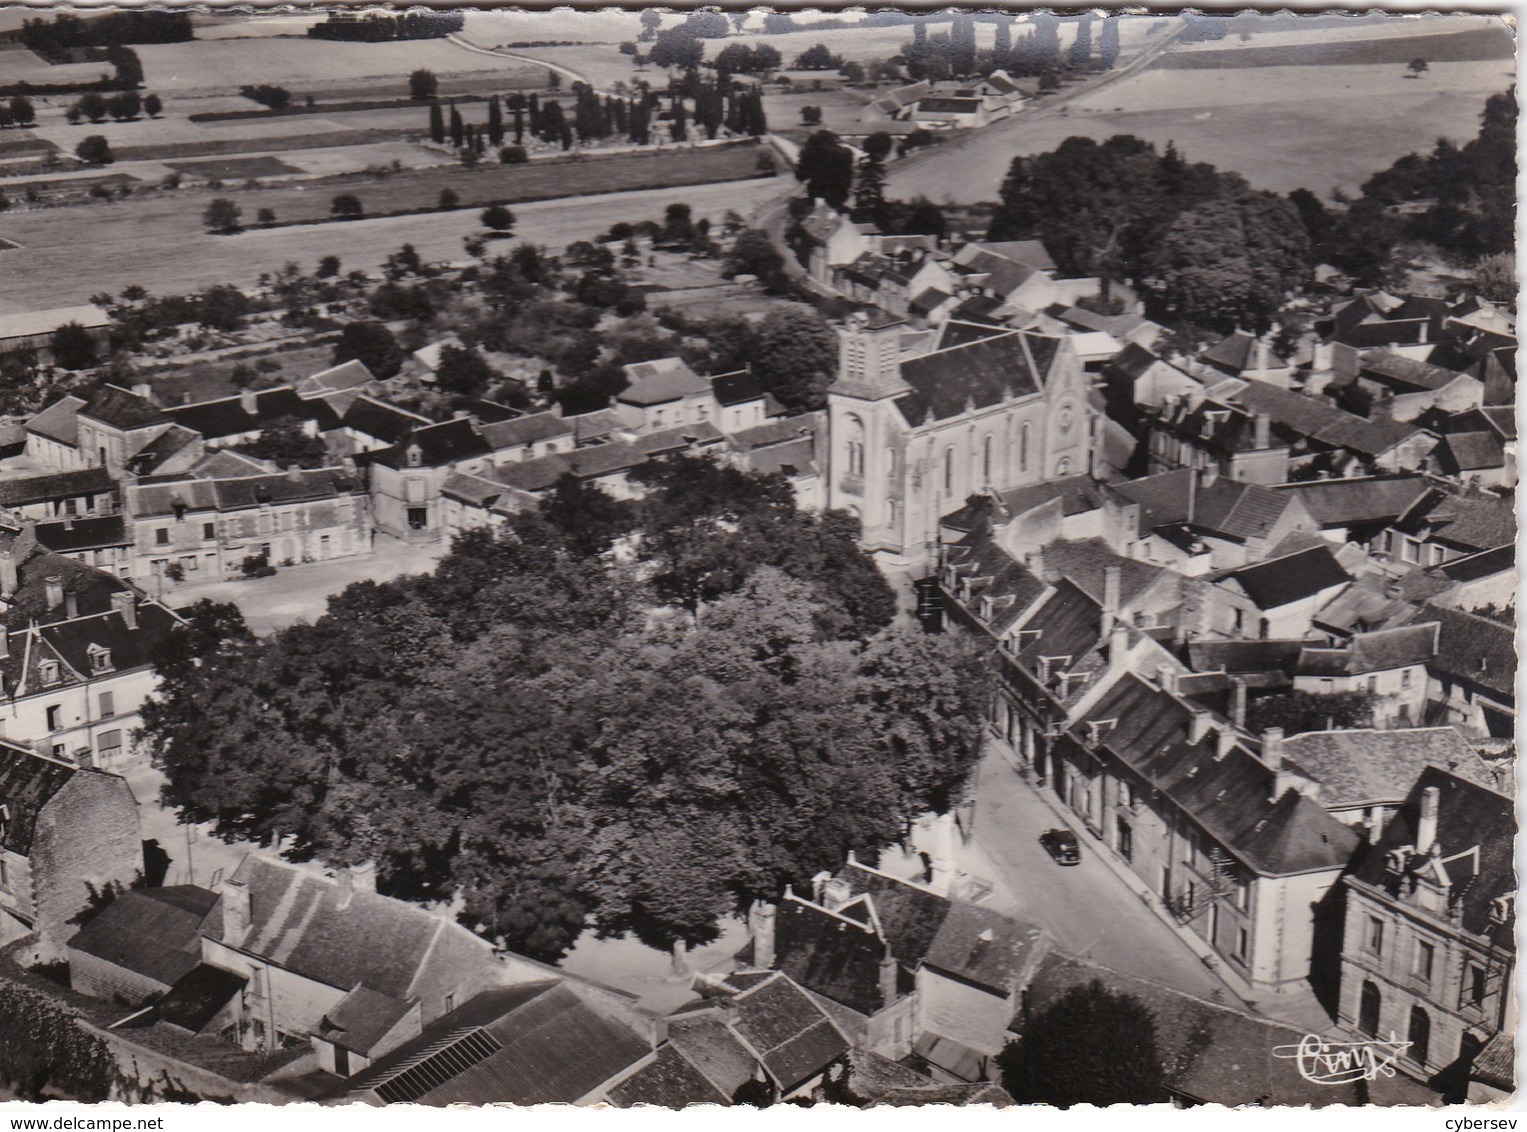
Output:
[[143, 463, 986, 962], [307, 11, 464, 41], [0, 45, 142, 97], [17, 10, 190, 57], [902, 12, 1121, 82]]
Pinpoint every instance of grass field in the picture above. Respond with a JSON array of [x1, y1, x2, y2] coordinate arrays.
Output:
[[887, 45, 1514, 203], [140, 341, 338, 404], [111, 130, 394, 163], [0, 177, 789, 312], [1159, 23, 1513, 69]]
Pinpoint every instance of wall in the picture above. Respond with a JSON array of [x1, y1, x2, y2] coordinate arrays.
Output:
[[28, 771, 141, 959], [25, 434, 85, 473], [915, 968, 1009, 1058], [3, 663, 159, 770]]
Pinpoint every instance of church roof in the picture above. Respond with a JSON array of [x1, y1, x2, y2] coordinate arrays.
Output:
[[893, 331, 1058, 425]]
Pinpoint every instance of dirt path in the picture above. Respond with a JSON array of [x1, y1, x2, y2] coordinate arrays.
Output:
[[448, 33, 595, 92]]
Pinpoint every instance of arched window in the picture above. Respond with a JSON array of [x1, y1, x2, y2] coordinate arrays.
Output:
[[844, 415, 865, 478], [1408, 1006, 1431, 1068], [943, 447, 955, 495], [982, 435, 994, 487], [1019, 423, 1031, 472], [1359, 981, 1381, 1037], [886, 498, 897, 529], [885, 446, 897, 484]]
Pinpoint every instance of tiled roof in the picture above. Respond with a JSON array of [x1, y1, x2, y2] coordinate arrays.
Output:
[[1038, 538, 1167, 609], [25, 395, 86, 446], [916, 96, 982, 113], [1438, 431, 1506, 472], [492, 454, 573, 494], [66, 886, 217, 988], [1201, 331, 1257, 373], [479, 410, 572, 451], [664, 1014, 758, 1096], [34, 514, 129, 553], [82, 384, 169, 431], [1187, 639, 1305, 675], [0, 741, 78, 854], [1282, 727, 1493, 808], [728, 413, 822, 452], [212, 468, 364, 510], [567, 441, 646, 479], [349, 982, 651, 1106], [1399, 490, 1515, 552], [994, 473, 1105, 519], [620, 358, 710, 406], [1439, 544, 1513, 584], [1477, 405, 1515, 441], [632, 422, 726, 457], [155, 963, 248, 1033], [978, 240, 1055, 272], [1231, 380, 1423, 458], [775, 897, 884, 1015], [0, 466, 113, 507], [741, 436, 817, 479], [1272, 476, 1428, 527], [298, 359, 374, 397], [226, 856, 498, 1003], [1424, 603, 1515, 700], [1222, 546, 1348, 610], [568, 409, 624, 445], [729, 973, 849, 1092], [125, 425, 202, 475], [1360, 350, 1469, 392], [605, 1044, 729, 1108], [169, 387, 340, 441], [895, 331, 1055, 425], [934, 319, 1012, 351], [1472, 1032, 1514, 1091], [319, 984, 417, 1058], [441, 471, 512, 510], [1350, 767, 1515, 943]]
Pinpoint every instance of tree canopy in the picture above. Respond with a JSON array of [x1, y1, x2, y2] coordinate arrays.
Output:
[[1000, 980, 1168, 1107], [142, 459, 982, 962]]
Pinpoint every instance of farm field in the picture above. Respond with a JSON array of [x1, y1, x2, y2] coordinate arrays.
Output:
[[0, 176, 789, 312], [1170, 12, 1505, 54], [133, 38, 556, 94], [888, 51, 1514, 203]]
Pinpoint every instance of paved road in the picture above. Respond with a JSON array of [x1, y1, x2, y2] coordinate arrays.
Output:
[[949, 746, 1232, 1002]]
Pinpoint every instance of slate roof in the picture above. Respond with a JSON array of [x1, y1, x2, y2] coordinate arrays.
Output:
[[0, 466, 113, 508], [774, 897, 884, 1015], [1472, 1032, 1515, 1091], [1477, 405, 1515, 440], [1438, 431, 1507, 472], [66, 886, 217, 989], [742, 436, 817, 479], [298, 359, 374, 397], [34, 515, 129, 554], [1424, 604, 1515, 700], [1109, 470, 1298, 544], [1222, 546, 1349, 609], [605, 1043, 729, 1108], [1038, 538, 1167, 609], [935, 319, 1013, 351], [1201, 331, 1260, 373], [0, 741, 79, 855], [1272, 476, 1429, 528], [664, 1014, 757, 1096], [895, 331, 1056, 425], [211, 468, 364, 511], [728, 414, 821, 452], [916, 96, 983, 113], [940, 529, 1049, 635], [1281, 727, 1494, 808], [1439, 544, 1513, 584], [125, 425, 201, 475], [82, 385, 169, 431], [224, 856, 497, 1003], [348, 982, 651, 1106], [632, 422, 726, 457], [1188, 638, 1305, 677], [620, 358, 710, 405], [568, 408, 625, 445], [342, 396, 430, 444], [1350, 767, 1515, 944], [369, 418, 491, 470], [729, 973, 849, 1091], [995, 473, 1105, 519], [154, 963, 248, 1033], [710, 370, 765, 407], [1082, 674, 1358, 877], [169, 387, 340, 441], [25, 395, 86, 446]]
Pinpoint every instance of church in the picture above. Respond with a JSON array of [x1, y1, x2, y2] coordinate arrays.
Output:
[[827, 314, 1103, 568]]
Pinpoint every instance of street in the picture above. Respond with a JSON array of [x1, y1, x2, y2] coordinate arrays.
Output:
[[935, 745, 1234, 1003]]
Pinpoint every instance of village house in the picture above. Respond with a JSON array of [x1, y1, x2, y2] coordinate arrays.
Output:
[[725, 414, 825, 511], [614, 357, 717, 432], [1351, 351, 1484, 422], [826, 313, 1098, 566], [295, 359, 376, 400], [479, 408, 577, 466], [1270, 475, 1430, 548], [76, 385, 174, 476], [1378, 488, 1514, 568], [167, 387, 341, 453], [1205, 544, 1351, 640], [1289, 621, 1438, 727], [0, 466, 117, 523], [0, 739, 140, 959], [23, 395, 89, 472], [34, 514, 135, 580], [1337, 769, 1514, 1089], [756, 857, 1047, 1083], [327, 396, 433, 456], [366, 418, 493, 540], [1423, 604, 1514, 740]]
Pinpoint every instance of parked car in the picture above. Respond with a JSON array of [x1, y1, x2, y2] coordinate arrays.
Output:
[[1039, 828, 1081, 865]]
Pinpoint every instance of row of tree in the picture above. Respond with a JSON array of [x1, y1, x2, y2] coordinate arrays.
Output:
[[142, 460, 985, 961], [64, 90, 161, 124]]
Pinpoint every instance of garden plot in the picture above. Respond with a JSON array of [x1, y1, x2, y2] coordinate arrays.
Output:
[[0, 43, 108, 86]]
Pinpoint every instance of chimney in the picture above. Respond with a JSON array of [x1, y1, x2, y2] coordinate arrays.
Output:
[[1416, 785, 1440, 856], [1188, 709, 1212, 745], [111, 590, 137, 631], [1254, 412, 1271, 450], [1025, 547, 1046, 580], [240, 389, 258, 415], [748, 901, 777, 969], [1186, 467, 1198, 524], [44, 576, 63, 612], [1155, 665, 1176, 694], [810, 870, 831, 904], [131, 383, 154, 401], [1262, 726, 1285, 772], [879, 950, 899, 1009], [1231, 677, 1247, 730], [221, 877, 251, 946], [348, 860, 376, 894], [1102, 565, 1121, 631], [286, 464, 303, 483], [1255, 336, 1271, 373], [821, 876, 852, 911], [1216, 727, 1235, 761], [63, 587, 77, 620], [1108, 622, 1129, 670]]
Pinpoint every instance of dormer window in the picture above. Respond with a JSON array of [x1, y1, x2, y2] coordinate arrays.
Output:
[[406, 444, 423, 468], [1489, 894, 1514, 926], [88, 645, 112, 674], [38, 660, 58, 686]]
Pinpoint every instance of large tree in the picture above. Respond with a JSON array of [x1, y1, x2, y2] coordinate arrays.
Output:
[[332, 320, 403, 379], [1000, 980, 1168, 1107], [795, 129, 854, 210], [749, 306, 839, 412]]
